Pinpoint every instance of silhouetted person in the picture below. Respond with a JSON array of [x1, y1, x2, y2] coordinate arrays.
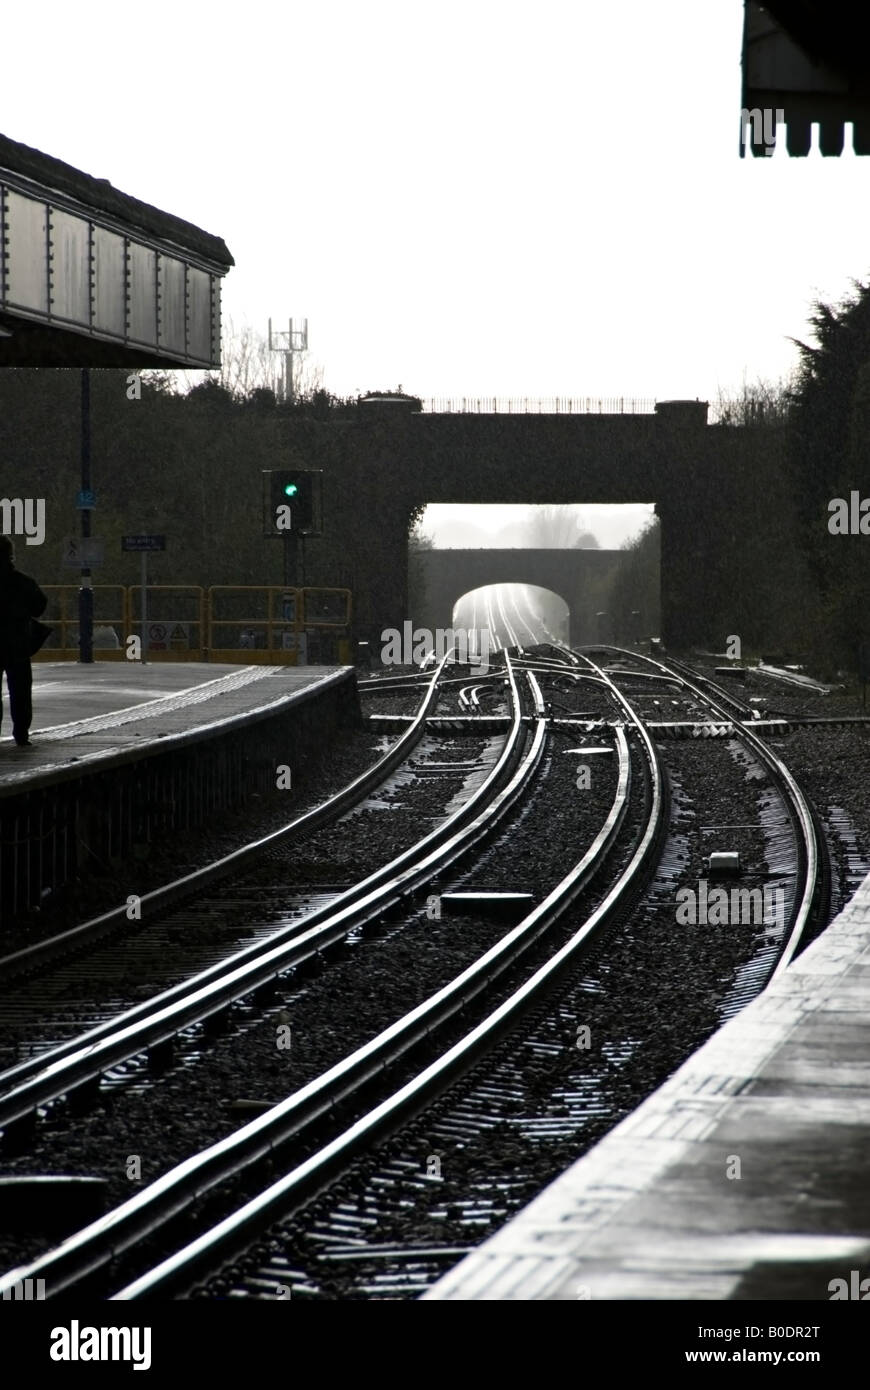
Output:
[[0, 535, 47, 746]]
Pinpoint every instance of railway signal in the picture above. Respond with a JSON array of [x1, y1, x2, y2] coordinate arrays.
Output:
[[264, 470, 320, 535]]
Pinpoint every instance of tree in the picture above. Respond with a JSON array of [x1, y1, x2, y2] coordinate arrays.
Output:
[[711, 375, 793, 426], [136, 369, 179, 396], [407, 522, 435, 618], [156, 320, 326, 404], [786, 279, 870, 672], [788, 279, 870, 535], [606, 518, 660, 643], [524, 505, 600, 549]]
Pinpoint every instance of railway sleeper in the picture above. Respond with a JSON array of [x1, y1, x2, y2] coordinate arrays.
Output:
[[0, 1107, 37, 1154], [147, 1037, 175, 1071], [65, 1073, 102, 1115], [202, 1006, 233, 1037], [0, 1175, 109, 1237]]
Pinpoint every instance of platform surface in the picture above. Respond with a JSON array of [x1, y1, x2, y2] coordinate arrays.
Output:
[[0, 662, 351, 793], [425, 872, 870, 1301]]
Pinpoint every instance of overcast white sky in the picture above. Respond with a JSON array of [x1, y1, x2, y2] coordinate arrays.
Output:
[[421, 501, 655, 548], [4, 2, 868, 548], [5, 1, 869, 405]]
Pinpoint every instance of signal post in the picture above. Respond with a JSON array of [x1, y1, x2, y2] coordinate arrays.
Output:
[[263, 469, 323, 655]]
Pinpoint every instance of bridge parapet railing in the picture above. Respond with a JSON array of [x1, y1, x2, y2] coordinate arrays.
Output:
[[422, 397, 657, 414]]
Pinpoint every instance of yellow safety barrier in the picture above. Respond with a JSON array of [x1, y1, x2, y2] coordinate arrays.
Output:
[[127, 586, 206, 661], [207, 587, 303, 665], [301, 588, 352, 626], [298, 588, 352, 665], [31, 586, 353, 665], [32, 586, 128, 662]]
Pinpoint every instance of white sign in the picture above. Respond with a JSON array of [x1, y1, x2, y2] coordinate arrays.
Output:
[[62, 536, 104, 567], [283, 631, 307, 663], [144, 622, 190, 652]]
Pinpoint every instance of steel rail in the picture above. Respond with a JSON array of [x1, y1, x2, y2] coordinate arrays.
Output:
[[0, 650, 660, 1302], [359, 672, 505, 694], [0, 653, 453, 984], [494, 589, 524, 654], [107, 651, 664, 1299], [12, 654, 655, 1301], [591, 645, 820, 981], [0, 661, 546, 1297], [0, 655, 539, 1138], [502, 588, 546, 651]]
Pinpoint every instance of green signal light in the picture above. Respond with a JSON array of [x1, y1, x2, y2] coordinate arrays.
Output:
[[283, 482, 299, 497]]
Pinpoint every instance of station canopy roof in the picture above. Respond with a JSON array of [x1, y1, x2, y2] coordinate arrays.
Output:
[[0, 133, 234, 368]]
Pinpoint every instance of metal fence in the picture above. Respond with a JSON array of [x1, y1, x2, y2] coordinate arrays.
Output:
[[422, 397, 657, 415], [38, 586, 128, 659], [34, 586, 352, 665]]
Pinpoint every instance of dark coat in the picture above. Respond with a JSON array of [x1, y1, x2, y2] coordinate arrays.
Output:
[[0, 562, 48, 659]]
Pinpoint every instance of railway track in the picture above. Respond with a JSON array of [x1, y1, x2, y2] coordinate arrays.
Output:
[[0, 656, 447, 987], [248, 639, 826, 1303], [588, 644, 826, 982], [182, 638, 827, 1303], [0, 613, 833, 1302], [0, 647, 656, 1298], [0, 652, 546, 1139], [0, 714, 512, 1076]]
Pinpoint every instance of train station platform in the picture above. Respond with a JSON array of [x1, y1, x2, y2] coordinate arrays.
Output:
[[0, 662, 358, 919], [425, 872, 870, 1302]]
